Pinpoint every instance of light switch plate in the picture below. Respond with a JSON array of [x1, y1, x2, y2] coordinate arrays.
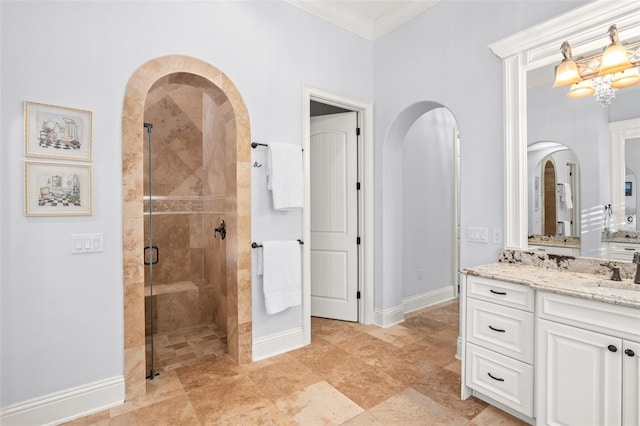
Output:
[[71, 233, 104, 254], [467, 227, 489, 243]]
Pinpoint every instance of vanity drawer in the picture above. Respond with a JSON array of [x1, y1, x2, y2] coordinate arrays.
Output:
[[465, 342, 533, 417], [608, 242, 639, 262], [467, 298, 534, 363], [467, 276, 534, 311], [537, 291, 640, 341]]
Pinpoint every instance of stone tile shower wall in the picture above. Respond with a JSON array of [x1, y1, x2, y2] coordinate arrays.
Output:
[[143, 81, 229, 337]]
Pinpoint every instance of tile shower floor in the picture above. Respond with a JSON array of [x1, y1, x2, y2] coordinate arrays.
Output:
[[66, 299, 528, 425], [145, 324, 228, 373]]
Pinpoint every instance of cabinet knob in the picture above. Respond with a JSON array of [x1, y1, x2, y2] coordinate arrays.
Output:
[[625, 349, 636, 357], [608, 345, 618, 353]]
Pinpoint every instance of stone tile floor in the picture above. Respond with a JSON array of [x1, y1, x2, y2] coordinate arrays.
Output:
[[65, 299, 528, 425]]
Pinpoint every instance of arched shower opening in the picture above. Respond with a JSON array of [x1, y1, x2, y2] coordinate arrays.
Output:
[[121, 55, 252, 400]]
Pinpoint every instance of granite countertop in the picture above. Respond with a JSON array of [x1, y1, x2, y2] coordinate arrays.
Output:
[[601, 231, 640, 243], [464, 262, 640, 309], [528, 234, 580, 248]]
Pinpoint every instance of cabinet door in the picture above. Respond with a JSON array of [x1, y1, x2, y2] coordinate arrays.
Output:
[[623, 340, 640, 426], [537, 319, 622, 426]]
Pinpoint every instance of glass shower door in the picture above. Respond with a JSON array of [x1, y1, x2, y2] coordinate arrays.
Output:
[[144, 122, 159, 380]]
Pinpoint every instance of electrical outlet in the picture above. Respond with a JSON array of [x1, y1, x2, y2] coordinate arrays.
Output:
[[492, 227, 503, 244], [418, 269, 424, 280]]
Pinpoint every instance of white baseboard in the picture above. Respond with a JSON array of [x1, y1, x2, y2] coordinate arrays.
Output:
[[0, 376, 124, 426], [252, 327, 305, 361], [373, 304, 405, 328], [403, 286, 456, 314], [373, 286, 456, 329]]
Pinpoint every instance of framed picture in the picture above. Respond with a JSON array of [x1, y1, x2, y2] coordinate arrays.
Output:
[[24, 101, 92, 161], [25, 161, 93, 216]]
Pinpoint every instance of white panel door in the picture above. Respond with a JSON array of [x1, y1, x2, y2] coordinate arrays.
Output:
[[536, 318, 622, 426], [310, 112, 358, 322], [623, 340, 640, 426]]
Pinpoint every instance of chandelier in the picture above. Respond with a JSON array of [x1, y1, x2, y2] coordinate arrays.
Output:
[[553, 25, 640, 107]]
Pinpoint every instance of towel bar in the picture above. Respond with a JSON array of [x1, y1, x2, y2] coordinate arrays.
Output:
[[252, 240, 304, 248], [250, 141, 303, 151]]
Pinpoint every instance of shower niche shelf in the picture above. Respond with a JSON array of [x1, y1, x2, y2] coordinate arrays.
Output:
[[144, 281, 198, 297]]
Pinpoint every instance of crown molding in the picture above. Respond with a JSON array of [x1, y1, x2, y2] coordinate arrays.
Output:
[[288, 0, 439, 40]]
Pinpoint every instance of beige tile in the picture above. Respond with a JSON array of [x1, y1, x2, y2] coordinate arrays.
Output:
[[412, 367, 488, 420], [246, 357, 322, 401], [60, 409, 110, 426], [275, 381, 364, 425], [111, 394, 200, 426], [471, 405, 530, 426], [344, 387, 470, 426], [186, 376, 286, 425], [327, 362, 406, 410], [111, 370, 185, 417]]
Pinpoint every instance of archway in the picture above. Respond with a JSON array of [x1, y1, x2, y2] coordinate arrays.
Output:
[[121, 55, 252, 400], [381, 101, 458, 323]]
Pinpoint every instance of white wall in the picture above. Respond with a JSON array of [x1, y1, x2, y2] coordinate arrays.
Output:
[[373, 0, 586, 308], [402, 108, 456, 298], [0, 0, 372, 408]]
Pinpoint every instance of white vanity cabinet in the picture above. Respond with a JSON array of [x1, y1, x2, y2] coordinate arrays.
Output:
[[462, 275, 535, 421], [604, 242, 640, 262], [536, 291, 640, 426]]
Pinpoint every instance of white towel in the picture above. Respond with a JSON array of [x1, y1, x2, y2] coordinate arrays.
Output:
[[261, 241, 302, 315], [266, 143, 303, 210], [563, 183, 573, 209], [256, 247, 264, 276]]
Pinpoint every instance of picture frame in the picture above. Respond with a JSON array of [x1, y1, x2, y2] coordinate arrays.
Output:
[[24, 101, 92, 161], [25, 161, 93, 216]]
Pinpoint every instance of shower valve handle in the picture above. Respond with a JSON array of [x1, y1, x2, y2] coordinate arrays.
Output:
[[214, 220, 226, 240]]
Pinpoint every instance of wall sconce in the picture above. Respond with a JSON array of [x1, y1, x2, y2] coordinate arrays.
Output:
[[553, 25, 640, 107]]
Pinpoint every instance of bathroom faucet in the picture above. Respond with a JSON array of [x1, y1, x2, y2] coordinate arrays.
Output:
[[633, 252, 640, 284], [601, 263, 622, 281]]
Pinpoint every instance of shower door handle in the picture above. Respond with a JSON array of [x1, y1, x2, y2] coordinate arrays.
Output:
[[144, 246, 159, 265]]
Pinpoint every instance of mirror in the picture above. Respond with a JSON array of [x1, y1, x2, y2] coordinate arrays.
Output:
[[488, 1, 640, 257], [609, 119, 640, 241], [527, 141, 580, 252]]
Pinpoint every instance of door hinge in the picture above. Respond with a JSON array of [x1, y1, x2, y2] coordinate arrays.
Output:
[[357, 290, 361, 299], [356, 182, 361, 190], [356, 127, 361, 136], [357, 237, 361, 245]]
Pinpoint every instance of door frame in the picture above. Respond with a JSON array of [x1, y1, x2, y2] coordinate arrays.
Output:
[[302, 85, 374, 344]]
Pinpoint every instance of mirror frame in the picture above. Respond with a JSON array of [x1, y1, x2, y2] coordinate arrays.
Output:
[[488, 1, 640, 251], [611, 118, 640, 230]]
